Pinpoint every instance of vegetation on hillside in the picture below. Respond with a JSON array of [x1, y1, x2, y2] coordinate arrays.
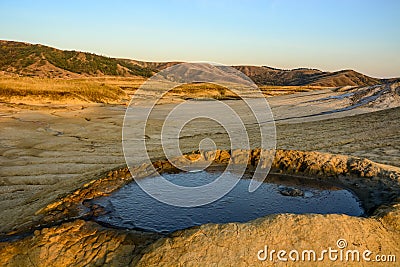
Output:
[[0, 41, 154, 77], [234, 66, 382, 87]]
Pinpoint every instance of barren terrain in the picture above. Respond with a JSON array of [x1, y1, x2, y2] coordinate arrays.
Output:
[[0, 82, 399, 236]]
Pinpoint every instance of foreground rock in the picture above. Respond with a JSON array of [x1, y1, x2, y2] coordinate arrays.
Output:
[[278, 186, 304, 197], [135, 213, 399, 266], [1, 212, 399, 266], [0, 220, 160, 267]]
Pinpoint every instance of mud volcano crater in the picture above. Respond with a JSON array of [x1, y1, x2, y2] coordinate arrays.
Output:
[[10, 149, 400, 236], [2, 149, 400, 266], [66, 148, 400, 236], [89, 166, 365, 234]]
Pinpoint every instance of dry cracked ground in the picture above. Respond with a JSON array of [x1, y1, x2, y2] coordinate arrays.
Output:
[[0, 85, 399, 266]]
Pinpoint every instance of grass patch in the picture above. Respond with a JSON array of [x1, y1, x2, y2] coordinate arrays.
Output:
[[0, 77, 128, 103], [167, 82, 241, 100], [259, 85, 329, 96]]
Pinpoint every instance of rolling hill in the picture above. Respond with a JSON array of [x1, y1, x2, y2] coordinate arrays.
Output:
[[233, 66, 383, 87], [0, 40, 154, 78], [0, 40, 398, 87]]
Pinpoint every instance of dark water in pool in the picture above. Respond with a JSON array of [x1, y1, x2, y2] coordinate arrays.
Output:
[[91, 171, 364, 233]]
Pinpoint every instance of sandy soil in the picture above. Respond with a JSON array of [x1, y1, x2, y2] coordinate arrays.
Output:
[[0, 86, 399, 236]]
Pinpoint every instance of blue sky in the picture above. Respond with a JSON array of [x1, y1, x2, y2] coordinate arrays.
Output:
[[0, 0, 399, 77]]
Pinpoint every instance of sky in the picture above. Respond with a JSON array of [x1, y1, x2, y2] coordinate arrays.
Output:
[[0, 0, 399, 78]]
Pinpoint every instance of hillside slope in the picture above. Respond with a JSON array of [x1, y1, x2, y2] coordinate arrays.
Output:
[[233, 66, 382, 87], [0, 40, 397, 86], [0, 40, 154, 78]]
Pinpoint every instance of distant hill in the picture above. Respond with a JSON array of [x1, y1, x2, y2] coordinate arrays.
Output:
[[0, 40, 397, 86], [233, 66, 384, 87], [0, 40, 154, 78]]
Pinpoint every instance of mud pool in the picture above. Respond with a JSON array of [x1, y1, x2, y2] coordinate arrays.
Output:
[[91, 170, 364, 233]]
